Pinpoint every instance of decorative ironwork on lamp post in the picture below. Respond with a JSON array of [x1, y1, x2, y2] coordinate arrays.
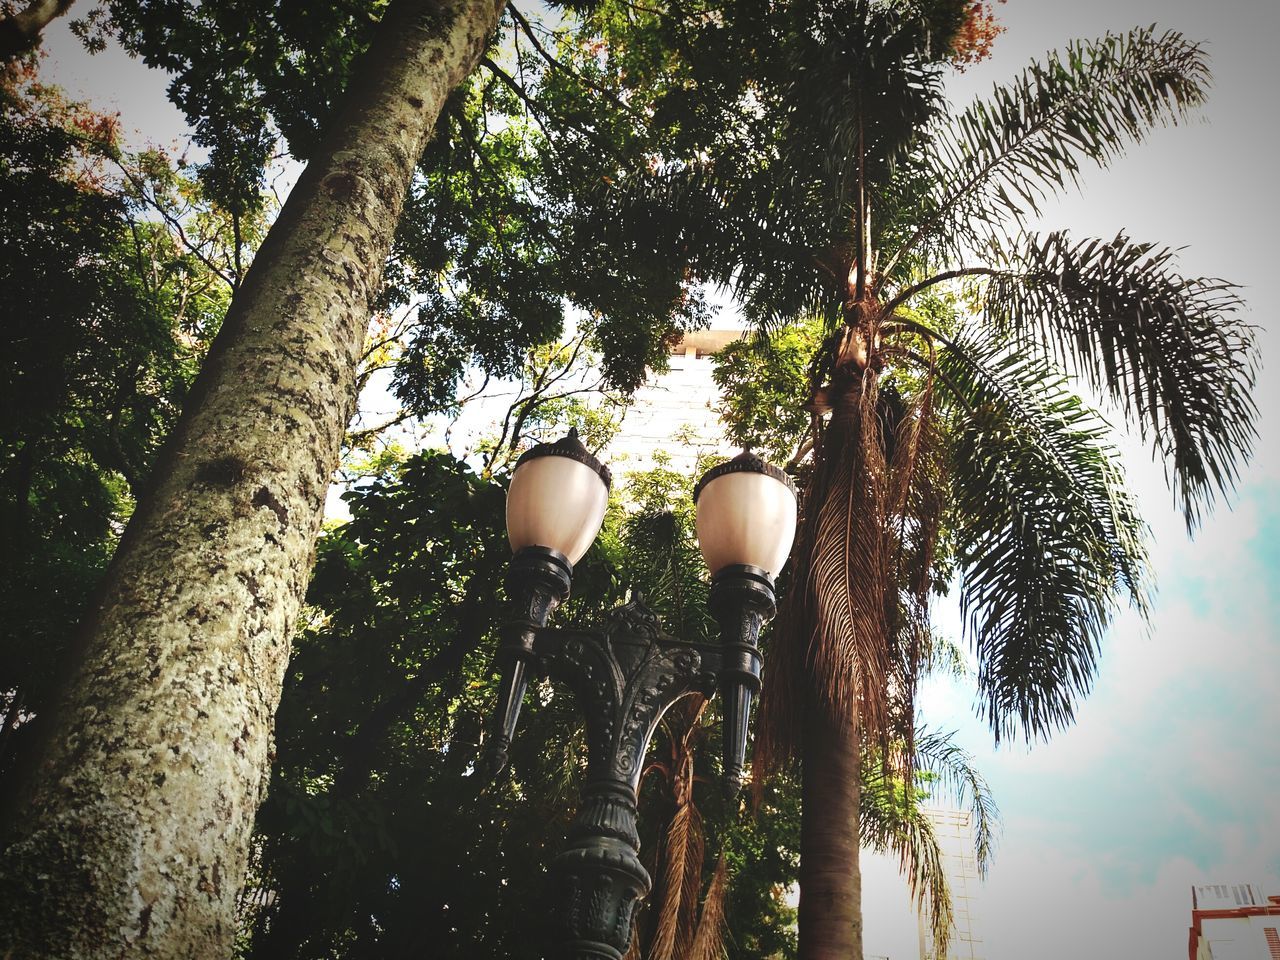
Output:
[[483, 430, 797, 960]]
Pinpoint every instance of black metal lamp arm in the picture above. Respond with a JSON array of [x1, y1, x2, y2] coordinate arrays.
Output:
[[484, 563, 777, 960], [708, 564, 776, 800], [485, 546, 572, 779]]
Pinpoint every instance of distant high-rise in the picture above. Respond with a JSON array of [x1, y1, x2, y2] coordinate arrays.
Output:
[[917, 808, 984, 960], [603, 329, 742, 481], [1188, 883, 1280, 960]]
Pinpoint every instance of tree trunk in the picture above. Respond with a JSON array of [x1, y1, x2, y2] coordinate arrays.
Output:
[[0, 0, 505, 956], [798, 701, 863, 960], [0, 0, 74, 61]]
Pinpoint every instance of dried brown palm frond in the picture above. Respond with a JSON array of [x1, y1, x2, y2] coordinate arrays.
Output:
[[750, 571, 805, 797], [756, 356, 895, 777], [755, 326, 949, 797], [649, 800, 705, 960], [646, 698, 709, 960], [882, 377, 946, 784], [897, 384, 946, 609], [686, 852, 730, 960], [810, 372, 893, 733], [624, 934, 643, 960]]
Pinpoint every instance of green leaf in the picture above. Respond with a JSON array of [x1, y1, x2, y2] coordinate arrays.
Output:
[[937, 327, 1150, 742], [981, 231, 1258, 528], [891, 27, 1211, 277]]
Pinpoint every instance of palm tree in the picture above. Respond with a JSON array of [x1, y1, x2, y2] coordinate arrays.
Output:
[[614, 468, 997, 959], [633, 705, 994, 960], [598, 3, 1259, 957], [861, 726, 998, 957]]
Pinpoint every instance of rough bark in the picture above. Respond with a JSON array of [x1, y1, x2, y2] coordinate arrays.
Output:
[[0, 0, 74, 61], [0, 0, 506, 955], [798, 701, 863, 960]]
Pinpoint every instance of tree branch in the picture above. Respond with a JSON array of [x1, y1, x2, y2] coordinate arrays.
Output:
[[345, 410, 415, 447], [877, 267, 1000, 320], [506, 4, 644, 120], [0, 0, 74, 61], [480, 55, 622, 161], [106, 153, 239, 290]]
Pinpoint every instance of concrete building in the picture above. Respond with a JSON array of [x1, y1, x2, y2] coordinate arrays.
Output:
[[917, 808, 985, 960], [1188, 883, 1280, 960], [603, 328, 743, 483]]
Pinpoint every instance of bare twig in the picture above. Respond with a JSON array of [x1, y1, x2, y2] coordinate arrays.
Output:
[[506, 4, 644, 119], [107, 154, 238, 289]]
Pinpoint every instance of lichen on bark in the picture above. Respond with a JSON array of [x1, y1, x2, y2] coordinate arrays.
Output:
[[0, 0, 507, 955]]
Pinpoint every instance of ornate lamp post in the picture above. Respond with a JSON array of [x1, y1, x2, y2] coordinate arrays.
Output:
[[485, 431, 797, 960]]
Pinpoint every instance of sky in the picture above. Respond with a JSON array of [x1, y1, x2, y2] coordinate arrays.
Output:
[[859, 3, 1280, 959], [34, 2, 1280, 959]]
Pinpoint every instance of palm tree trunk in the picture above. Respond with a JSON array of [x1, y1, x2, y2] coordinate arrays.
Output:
[[798, 700, 863, 960], [0, 0, 505, 956]]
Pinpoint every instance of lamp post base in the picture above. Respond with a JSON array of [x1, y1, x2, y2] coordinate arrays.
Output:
[[489, 592, 775, 958], [532, 600, 716, 959]]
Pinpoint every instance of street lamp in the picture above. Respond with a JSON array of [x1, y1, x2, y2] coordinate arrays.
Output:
[[694, 452, 798, 800], [485, 435, 797, 960]]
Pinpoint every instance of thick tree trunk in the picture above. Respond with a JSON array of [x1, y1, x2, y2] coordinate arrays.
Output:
[[0, 0, 505, 956], [0, 0, 73, 61], [798, 701, 863, 960]]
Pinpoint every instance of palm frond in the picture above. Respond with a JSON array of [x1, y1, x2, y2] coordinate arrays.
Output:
[[887, 378, 944, 604], [686, 852, 730, 960], [645, 698, 709, 960], [617, 498, 715, 644], [595, 166, 839, 329], [860, 759, 953, 957], [758, 360, 949, 774], [751, 572, 806, 787], [910, 728, 999, 877], [862, 727, 998, 955], [887, 27, 1210, 277], [773, 374, 895, 750], [982, 231, 1258, 528], [922, 631, 969, 681], [936, 328, 1151, 742], [775, 0, 951, 290], [593, 0, 963, 334], [649, 793, 704, 960], [881, 379, 947, 777]]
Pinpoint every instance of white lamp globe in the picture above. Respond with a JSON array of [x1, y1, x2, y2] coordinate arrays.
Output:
[[694, 452, 797, 578], [506, 429, 611, 565]]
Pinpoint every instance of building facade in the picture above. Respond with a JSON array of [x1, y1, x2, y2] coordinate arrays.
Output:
[[917, 808, 985, 960], [603, 329, 743, 483], [1188, 883, 1280, 960]]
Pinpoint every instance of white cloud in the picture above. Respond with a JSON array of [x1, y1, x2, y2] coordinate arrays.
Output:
[[865, 823, 1280, 960]]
